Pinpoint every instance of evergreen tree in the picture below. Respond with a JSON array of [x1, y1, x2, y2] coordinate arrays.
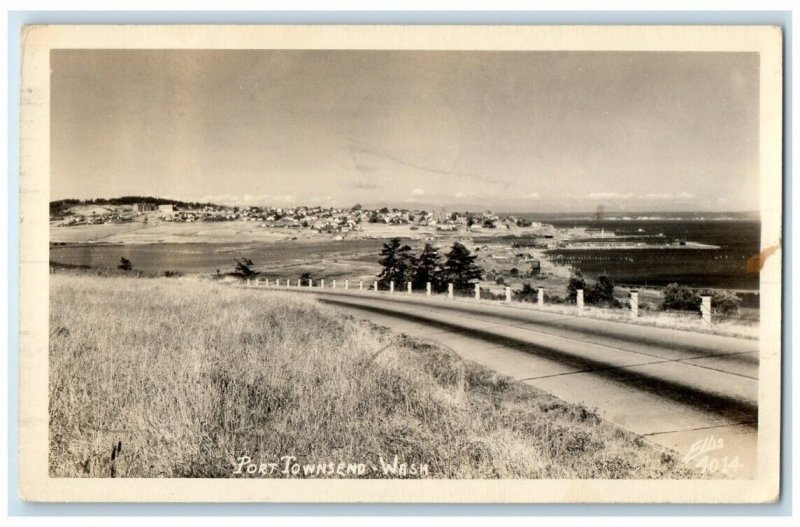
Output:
[[442, 242, 483, 292], [377, 237, 413, 288], [412, 243, 444, 291]]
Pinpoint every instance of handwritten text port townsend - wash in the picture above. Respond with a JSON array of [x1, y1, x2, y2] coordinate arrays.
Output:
[[232, 455, 430, 478]]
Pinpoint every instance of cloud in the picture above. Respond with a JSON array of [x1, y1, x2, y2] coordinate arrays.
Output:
[[643, 191, 696, 201], [412, 188, 426, 195], [527, 192, 541, 199], [454, 191, 476, 199], [587, 192, 634, 200]]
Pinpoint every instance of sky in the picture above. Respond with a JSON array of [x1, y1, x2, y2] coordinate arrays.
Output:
[[51, 50, 759, 212]]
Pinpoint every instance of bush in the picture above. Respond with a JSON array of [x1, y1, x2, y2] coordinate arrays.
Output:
[[479, 288, 505, 301], [700, 289, 742, 316], [567, 272, 586, 303], [118, 257, 133, 272], [545, 293, 567, 304], [662, 283, 700, 312], [232, 257, 258, 279], [592, 275, 615, 304], [662, 283, 741, 316], [513, 283, 539, 303]]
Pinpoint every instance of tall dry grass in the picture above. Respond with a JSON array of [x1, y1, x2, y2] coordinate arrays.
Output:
[[49, 273, 699, 479]]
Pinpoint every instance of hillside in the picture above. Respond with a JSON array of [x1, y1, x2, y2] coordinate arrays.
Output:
[[49, 273, 700, 479]]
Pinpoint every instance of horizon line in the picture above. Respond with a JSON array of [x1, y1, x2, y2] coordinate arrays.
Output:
[[50, 196, 759, 217]]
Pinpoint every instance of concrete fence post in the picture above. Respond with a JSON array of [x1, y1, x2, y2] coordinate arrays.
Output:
[[426, 282, 432, 296], [345, 280, 349, 290], [448, 283, 454, 299], [630, 291, 639, 318], [701, 295, 712, 325], [332, 280, 336, 290], [474, 283, 481, 300], [275, 278, 280, 287], [537, 288, 545, 306], [373, 281, 378, 292], [286, 279, 290, 287], [307, 279, 312, 288], [320, 279, 325, 289], [246, 279, 250, 287], [407, 282, 412, 294], [390, 281, 395, 293], [505, 287, 512, 303], [359, 281, 363, 291], [297, 279, 301, 287], [577, 289, 585, 312]]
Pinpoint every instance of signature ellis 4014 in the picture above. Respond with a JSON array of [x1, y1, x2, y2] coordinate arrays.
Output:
[[683, 435, 744, 475]]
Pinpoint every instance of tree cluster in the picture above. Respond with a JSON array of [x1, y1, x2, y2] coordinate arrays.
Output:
[[377, 238, 483, 293]]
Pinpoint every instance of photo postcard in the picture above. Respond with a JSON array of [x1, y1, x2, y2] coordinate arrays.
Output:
[[17, 24, 784, 503]]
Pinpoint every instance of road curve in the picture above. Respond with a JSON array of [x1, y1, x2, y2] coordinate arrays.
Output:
[[249, 285, 760, 476]]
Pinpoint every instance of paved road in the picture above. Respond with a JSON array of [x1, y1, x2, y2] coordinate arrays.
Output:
[[253, 285, 759, 477]]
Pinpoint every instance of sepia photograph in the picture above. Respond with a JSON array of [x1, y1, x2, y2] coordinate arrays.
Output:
[[18, 24, 783, 503]]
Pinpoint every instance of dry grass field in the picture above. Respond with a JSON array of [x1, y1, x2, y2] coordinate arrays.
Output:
[[49, 273, 701, 479]]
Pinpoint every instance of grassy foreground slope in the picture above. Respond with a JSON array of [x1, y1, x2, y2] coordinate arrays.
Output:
[[49, 274, 699, 479]]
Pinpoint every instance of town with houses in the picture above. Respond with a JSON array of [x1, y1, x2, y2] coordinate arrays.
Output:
[[53, 200, 539, 235]]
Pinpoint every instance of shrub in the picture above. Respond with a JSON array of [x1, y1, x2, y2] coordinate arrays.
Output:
[[567, 272, 586, 303], [545, 293, 567, 304], [232, 257, 258, 279], [479, 288, 505, 301], [513, 283, 539, 303], [662, 284, 741, 316], [662, 283, 700, 312], [118, 257, 133, 272], [699, 288, 742, 316], [592, 275, 615, 304]]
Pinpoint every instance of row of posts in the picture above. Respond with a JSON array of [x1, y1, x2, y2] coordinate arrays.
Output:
[[244, 278, 713, 324], [245, 277, 520, 303]]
